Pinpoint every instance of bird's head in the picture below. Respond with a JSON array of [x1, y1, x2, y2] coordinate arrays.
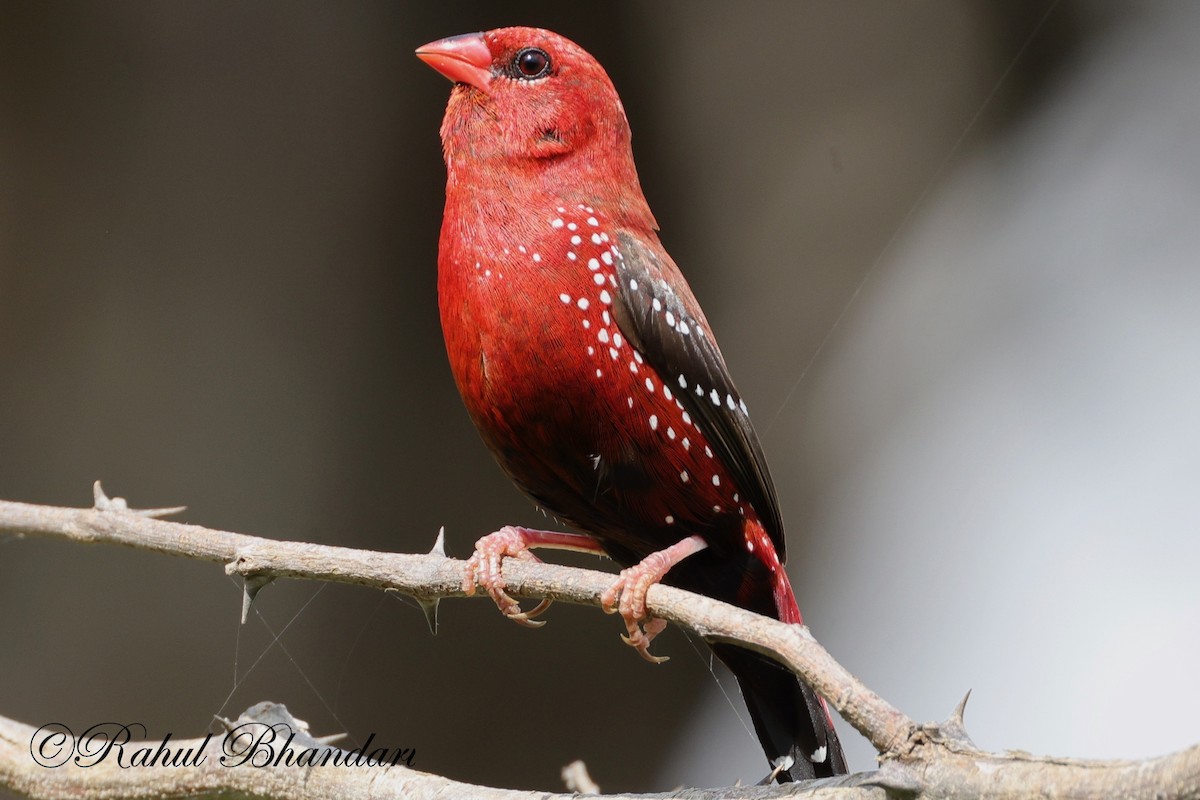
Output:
[[418, 27, 654, 229]]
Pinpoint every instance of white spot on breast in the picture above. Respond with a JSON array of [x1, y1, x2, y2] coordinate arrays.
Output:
[[682, 437, 690, 450], [633, 351, 644, 364], [518, 245, 526, 253], [591, 233, 603, 244], [746, 539, 755, 553], [596, 368, 602, 377], [629, 361, 639, 374], [557, 206, 566, 213], [593, 273, 606, 286], [627, 396, 634, 408], [587, 346, 594, 355], [474, 261, 481, 270], [551, 218, 564, 228], [663, 385, 673, 401], [567, 221, 578, 231], [599, 290, 612, 305], [600, 232, 610, 242], [567, 252, 577, 261], [644, 377, 655, 393], [598, 329, 610, 343], [588, 258, 600, 271], [712, 474, 721, 487], [602, 310, 611, 325], [559, 293, 571, 304], [577, 297, 589, 310], [571, 235, 582, 245], [582, 319, 591, 329], [649, 414, 658, 430], [629, 278, 639, 291], [608, 347, 619, 360], [586, 216, 599, 226], [664, 515, 674, 524], [705, 445, 713, 458], [601, 251, 613, 265], [680, 470, 689, 483], [533, 253, 542, 262], [682, 411, 691, 425], [613, 332, 623, 347], [667, 427, 676, 440]]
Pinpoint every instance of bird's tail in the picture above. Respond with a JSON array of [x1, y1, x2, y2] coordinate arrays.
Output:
[[710, 520, 846, 782], [711, 642, 846, 781]]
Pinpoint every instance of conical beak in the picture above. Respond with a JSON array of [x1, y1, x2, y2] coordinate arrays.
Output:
[[416, 33, 492, 94]]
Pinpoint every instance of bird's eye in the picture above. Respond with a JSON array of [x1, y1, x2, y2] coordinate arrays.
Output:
[[511, 48, 551, 80]]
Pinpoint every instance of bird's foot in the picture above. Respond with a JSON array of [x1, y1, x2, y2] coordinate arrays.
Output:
[[463, 526, 606, 627], [600, 534, 708, 664], [462, 526, 552, 627]]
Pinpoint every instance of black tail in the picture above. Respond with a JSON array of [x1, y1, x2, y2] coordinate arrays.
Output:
[[712, 643, 847, 782]]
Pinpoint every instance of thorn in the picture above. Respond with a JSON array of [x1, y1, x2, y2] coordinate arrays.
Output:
[[417, 597, 440, 635], [92, 481, 187, 518], [314, 732, 348, 746], [759, 754, 794, 784], [940, 689, 976, 747], [952, 688, 972, 724], [241, 574, 274, 624], [429, 526, 446, 557]]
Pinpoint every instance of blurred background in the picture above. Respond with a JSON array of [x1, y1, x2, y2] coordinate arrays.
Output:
[[2, 1, 1198, 794]]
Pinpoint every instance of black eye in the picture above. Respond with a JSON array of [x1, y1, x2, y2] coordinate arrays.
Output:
[[511, 47, 551, 80]]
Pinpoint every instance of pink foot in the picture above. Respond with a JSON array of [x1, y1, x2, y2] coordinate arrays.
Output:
[[462, 526, 605, 628], [600, 534, 708, 663]]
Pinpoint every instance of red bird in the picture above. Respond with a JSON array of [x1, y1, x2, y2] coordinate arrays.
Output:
[[418, 28, 846, 782]]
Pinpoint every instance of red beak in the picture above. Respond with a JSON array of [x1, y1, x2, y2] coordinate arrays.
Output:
[[416, 33, 492, 94]]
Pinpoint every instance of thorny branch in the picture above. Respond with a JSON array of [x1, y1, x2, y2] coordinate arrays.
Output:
[[0, 485, 1197, 800]]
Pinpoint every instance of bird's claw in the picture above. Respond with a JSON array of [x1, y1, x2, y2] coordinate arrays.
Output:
[[462, 526, 554, 627], [601, 563, 671, 663]]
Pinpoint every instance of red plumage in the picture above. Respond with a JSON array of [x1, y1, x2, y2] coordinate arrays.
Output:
[[418, 27, 846, 782]]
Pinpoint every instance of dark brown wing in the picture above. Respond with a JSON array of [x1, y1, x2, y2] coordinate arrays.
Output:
[[609, 231, 786, 560]]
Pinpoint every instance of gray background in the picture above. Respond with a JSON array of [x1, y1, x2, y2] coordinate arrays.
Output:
[[2, 1, 1197, 793]]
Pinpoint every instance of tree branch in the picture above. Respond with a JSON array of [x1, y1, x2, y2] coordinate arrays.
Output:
[[1, 486, 1197, 799]]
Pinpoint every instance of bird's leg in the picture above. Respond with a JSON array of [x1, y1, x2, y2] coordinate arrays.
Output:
[[462, 525, 606, 627], [601, 534, 708, 663]]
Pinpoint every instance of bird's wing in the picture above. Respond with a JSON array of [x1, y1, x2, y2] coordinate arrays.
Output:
[[609, 231, 786, 559]]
